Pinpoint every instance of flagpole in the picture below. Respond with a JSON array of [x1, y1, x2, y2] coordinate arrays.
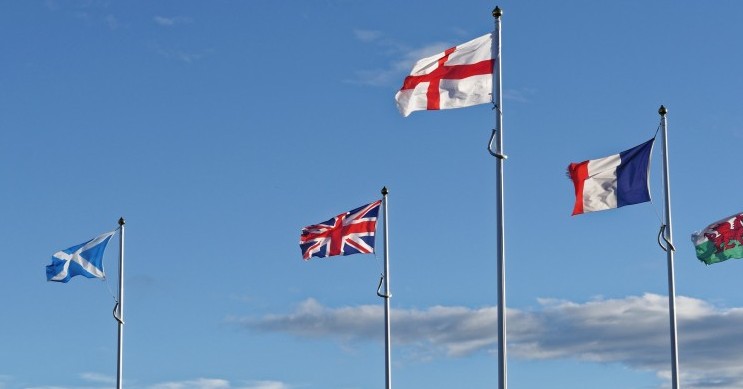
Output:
[[116, 217, 125, 389], [659, 106, 680, 389], [489, 6, 508, 389], [380, 187, 392, 389]]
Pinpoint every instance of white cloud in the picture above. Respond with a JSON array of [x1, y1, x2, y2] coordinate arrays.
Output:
[[154, 16, 193, 27], [151, 44, 207, 64], [23, 377, 290, 389], [104, 14, 119, 30], [234, 294, 743, 389], [239, 381, 290, 389], [149, 378, 231, 389], [348, 39, 451, 87], [44, 0, 60, 11], [353, 29, 382, 43], [503, 87, 536, 103], [346, 29, 450, 87], [80, 372, 115, 384], [24, 386, 71, 389], [148, 379, 290, 389]]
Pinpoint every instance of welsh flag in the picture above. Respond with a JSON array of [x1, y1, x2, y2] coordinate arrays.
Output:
[[691, 212, 743, 265]]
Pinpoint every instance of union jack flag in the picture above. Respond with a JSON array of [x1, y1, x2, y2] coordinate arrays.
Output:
[[299, 200, 382, 260]]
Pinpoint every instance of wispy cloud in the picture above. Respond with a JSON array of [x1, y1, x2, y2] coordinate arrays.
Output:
[[104, 14, 119, 30], [149, 378, 231, 389], [233, 294, 743, 389], [150, 44, 209, 64], [44, 0, 60, 11], [80, 372, 115, 384], [148, 378, 290, 389], [153, 16, 193, 27], [353, 29, 383, 43], [44, 0, 123, 31], [347, 31, 451, 87], [238, 381, 291, 389], [24, 377, 290, 389], [503, 87, 536, 103]]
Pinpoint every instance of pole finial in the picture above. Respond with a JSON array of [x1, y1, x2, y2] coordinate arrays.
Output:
[[118, 217, 126, 226], [381, 186, 388, 196], [659, 105, 667, 116], [492, 6, 502, 19]]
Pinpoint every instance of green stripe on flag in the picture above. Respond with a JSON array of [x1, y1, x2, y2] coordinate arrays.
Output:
[[695, 240, 743, 265]]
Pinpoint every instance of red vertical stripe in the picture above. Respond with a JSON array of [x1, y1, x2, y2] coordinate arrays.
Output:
[[426, 47, 456, 110], [568, 161, 589, 215], [328, 217, 344, 256]]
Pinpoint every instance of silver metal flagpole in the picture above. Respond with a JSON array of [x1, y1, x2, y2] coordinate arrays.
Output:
[[116, 217, 125, 389], [379, 187, 392, 389], [487, 6, 507, 389], [659, 106, 680, 389]]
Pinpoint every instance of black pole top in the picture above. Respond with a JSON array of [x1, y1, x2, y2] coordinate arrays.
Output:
[[659, 105, 667, 116], [381, 186, 388, 196], [118, 217, 126, 226], [493, 6, 502, 19]]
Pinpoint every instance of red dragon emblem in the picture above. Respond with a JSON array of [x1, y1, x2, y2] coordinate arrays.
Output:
[[704, 213, 743, 253]]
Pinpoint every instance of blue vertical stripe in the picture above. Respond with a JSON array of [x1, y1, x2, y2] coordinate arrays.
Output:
[[616, 139, 654, 208]]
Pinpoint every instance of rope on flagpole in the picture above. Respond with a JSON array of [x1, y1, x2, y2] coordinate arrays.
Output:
[[647, 119, 676, 253], [101, 225, 124, 319], [103, 276, 119, 302], [487, 129, 507, 159], [657, 224, 676, 252], [113, 302, 124, 324], [376, 273, 390, 298]]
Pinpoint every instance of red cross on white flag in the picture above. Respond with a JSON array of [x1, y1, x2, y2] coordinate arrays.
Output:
[[395, 33, 495, 117]]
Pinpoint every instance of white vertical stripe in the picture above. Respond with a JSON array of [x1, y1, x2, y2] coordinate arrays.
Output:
[[582, 154, 621, 212]]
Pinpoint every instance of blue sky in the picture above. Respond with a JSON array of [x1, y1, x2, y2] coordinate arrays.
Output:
[[2, 1, 743, 388]]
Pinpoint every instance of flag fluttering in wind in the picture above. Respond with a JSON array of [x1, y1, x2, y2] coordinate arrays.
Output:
[[299, 200, 381, 260], [567, 139, 654, 215], [692, 212, 743, 265], [395, 33, 494, 117], [46, 230, 117, 282]]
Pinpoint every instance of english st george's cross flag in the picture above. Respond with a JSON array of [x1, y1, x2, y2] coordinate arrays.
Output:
[[300, 200, 381, 260], [692, 212, 743, 265], [568, 139, 654, 215], [46, 229, 117, 283], [395, 33, 495, 117]]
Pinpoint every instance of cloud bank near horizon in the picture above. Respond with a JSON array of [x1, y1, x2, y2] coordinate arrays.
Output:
[[233, 293, 743, 388]]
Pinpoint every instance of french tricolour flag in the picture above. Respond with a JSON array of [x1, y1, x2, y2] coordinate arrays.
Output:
[[568, 139, 654, 216]]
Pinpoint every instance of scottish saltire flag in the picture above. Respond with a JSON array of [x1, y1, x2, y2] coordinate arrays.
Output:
[[395, 33, 494, 117], [692, 212, 743, 265], [46, 230, 117, 283], [300, 200, 382, 260], [568, 139, 654, 215]]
